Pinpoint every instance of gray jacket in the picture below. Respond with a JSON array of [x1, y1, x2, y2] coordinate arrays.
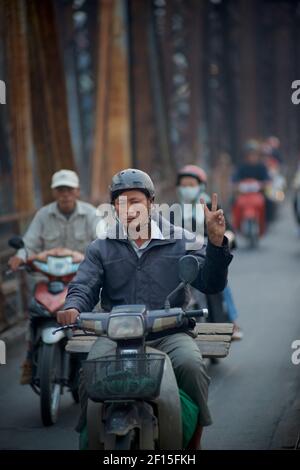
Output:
[[64, 215, 233, 313]]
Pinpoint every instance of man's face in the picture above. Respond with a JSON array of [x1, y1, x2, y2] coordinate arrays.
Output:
[[245, 152, 260, 165], [52, 186, 80, 213], [177, 176, 203, 204], [267, 136, 280, 149], [114, 190, 151, 238]]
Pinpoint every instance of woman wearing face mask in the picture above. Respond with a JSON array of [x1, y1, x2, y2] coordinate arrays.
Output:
[[176, 165, 243, 341]]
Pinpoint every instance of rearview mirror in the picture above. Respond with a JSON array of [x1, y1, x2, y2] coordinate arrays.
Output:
[[179, 255, 199, 284], [8, 236, 25, 250]]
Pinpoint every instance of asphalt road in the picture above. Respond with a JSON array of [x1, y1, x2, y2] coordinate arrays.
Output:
[[203, 202, 300, 450], [1, 202, 300, 450]]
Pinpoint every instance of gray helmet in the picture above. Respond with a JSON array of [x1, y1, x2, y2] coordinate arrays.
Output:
[[110, 168, 155, 202]]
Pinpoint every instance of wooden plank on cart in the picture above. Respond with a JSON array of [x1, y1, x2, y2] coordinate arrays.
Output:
[[195, 339, 231, 358], [195, 323, 234, 336], [196, 334, 231, 342]]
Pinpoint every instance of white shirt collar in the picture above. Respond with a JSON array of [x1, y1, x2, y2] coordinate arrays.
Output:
[[119, 218, 165, 241], [129, 219, 164, 254], [149, 219, 165, 240]]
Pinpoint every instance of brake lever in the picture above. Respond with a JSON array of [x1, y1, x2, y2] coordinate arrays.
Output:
[[52, 323, 78, 334]]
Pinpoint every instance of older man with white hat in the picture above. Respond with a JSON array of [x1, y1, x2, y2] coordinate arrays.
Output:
[[8, 169, 100, 383], [9, 169, 99, 268]]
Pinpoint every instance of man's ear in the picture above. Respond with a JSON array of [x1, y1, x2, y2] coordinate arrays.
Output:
[[112, 203, 119, 219], [148, 199, 154, 213]]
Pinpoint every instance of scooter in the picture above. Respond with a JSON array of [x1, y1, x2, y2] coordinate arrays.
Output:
[[232, 179, 266, 248], [54, 255, 208, 450], [8, 236, 83, 426]]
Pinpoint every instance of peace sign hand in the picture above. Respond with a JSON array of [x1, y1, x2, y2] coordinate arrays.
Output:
[[200, 193, 226, 247]]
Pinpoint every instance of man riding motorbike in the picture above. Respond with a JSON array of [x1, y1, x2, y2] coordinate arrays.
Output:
[[232, 140, 271, 234], [232, 140, 271, 185], [8, 169, 100, 384], [57, 168, 233, 449], [176, 164, 243, 340]]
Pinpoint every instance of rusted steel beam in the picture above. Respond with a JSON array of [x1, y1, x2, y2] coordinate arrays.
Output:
[[151, 0, 205, 173], [90, 0, 113, 204], [4, 0, 35, 215], [0, 210, 35, 225], [237, 0, 259, 145], [148, 0, 173, 183], [106, 0, 131, 177], [129, 0, 158, 174], [26, 0, 75, 204], [187, 0, 205, 165], [91, 0, 131, 204]]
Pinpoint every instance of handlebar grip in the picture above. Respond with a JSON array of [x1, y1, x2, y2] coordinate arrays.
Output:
[[185, 308, 209, 319], [79, 313, 108, 322], [78, 312, 108, 335]]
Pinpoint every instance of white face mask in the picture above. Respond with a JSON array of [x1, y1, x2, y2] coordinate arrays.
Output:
[[177, 186, 202, 204]]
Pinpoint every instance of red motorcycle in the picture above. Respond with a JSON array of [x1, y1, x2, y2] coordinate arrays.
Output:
[[8, 236, 83, 426], [232, 179, 266, 248]]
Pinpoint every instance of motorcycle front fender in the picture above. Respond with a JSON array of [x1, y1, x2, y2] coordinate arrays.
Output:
[[41, 327, 65, 344], [87, 400, 157, 450]]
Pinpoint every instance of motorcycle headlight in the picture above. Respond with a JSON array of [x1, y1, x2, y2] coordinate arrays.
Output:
[[107, 314, 145, 340]]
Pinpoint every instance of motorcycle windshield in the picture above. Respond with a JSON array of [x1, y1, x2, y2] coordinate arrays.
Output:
[[33, 256, 80, 276]]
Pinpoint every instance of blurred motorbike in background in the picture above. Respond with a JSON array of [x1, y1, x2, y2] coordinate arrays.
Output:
[[232, 179, 266, 248], [7, 236, 83, 426]]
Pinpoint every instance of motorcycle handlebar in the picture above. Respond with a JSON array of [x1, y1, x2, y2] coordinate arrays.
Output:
[[52, 307, 209, 335], [5, 265, 29, 276], [52, 313, 107, 335]]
